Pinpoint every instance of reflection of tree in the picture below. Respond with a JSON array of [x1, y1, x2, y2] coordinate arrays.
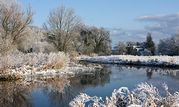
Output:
[[0, 81, 32, 107], [71, 66, 111, 88], [175, 71, 179, 79], [39, 77, 69, 93], [45, 67, 112, 107], [146, 68, 153, 80], [119, 65, 179, 80], [137, 66, 179, 80], [163, 69, 179, 80], [0, 76, 69, 107], [39, 77, 72, 107], [44, 86, 78, 107], [79, 68, 111, 86]]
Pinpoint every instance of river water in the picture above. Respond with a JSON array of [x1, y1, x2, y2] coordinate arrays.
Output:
[[0, 65, 179, 107]]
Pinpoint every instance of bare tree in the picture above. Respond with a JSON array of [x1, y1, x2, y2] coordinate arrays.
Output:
[[0, 0, 33, 55], [44, 6, 81, 52]]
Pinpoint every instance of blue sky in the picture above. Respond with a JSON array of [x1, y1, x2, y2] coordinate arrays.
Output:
[[19, 0, 179, 45]]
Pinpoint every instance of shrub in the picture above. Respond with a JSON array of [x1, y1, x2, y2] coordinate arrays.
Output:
[[0, 51, 70, 72], [45, 52, 69, 69]]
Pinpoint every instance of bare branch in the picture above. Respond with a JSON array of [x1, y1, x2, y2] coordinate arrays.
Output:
[[0, 0, 33, 54], [44, 6, 81, 52]]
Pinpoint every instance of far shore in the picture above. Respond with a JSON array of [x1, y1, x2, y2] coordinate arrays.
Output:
[[79, 55, 179, 68]]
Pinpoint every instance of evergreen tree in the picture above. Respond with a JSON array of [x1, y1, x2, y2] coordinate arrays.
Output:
[[145, 33, 155, 55]]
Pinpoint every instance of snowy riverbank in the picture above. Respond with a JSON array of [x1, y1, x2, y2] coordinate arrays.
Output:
[[0, 62, 102, 81], [0, 52, 102, 81], [79, 55, 179, 68]]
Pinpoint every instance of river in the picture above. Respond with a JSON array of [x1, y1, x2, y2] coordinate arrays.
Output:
[[0, 64, 179, 107]]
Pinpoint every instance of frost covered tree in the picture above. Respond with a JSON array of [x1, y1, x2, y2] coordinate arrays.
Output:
[[79, 26, 111, 55], [158, 34, 179, 55], [44, 6, 81, 52], [92, 27, 111, 55], [78, 26, 95, 54], [113, 42, 127, 55], [17, 26, 57, 53], [0, 0, 33, 55]]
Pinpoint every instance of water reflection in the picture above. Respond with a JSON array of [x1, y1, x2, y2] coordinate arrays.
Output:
[[0, 77, 69, 107], [146, 68, 153, 79], [71, 66, 111, 87], [43, 86, 76, 107], [0, 81, 32, 107], [43, 67, 111, 107], [0, 65, 179, 107]]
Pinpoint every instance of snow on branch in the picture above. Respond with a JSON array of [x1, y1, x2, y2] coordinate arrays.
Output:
[[69, 82, 179, 107]]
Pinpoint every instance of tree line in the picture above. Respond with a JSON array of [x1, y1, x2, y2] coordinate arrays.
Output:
[[0, 1, 111, 56], [114, 33, 155, 55], [158, 34, 179, 55], [114, 32, 179, 56]]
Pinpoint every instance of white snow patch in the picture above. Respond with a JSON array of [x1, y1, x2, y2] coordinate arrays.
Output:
[[79, 55, 179, 67]]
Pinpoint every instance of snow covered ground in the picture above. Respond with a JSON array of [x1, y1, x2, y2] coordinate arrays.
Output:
[[9, 63, 102, 80], [0, 62, 102, 82], [0, 52, 102, 80], [79, 55, 179, 67]]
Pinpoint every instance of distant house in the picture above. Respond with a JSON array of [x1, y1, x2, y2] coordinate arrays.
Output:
[[132, 44, 151, 56], [112, 42, 152, 56], [139, 49, 151, 56]]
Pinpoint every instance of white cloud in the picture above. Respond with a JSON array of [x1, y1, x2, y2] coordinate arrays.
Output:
[[138, 13, 179, 35], [109, 12, 179, 47], [138, 13, 179, 23], [109, 28, 147, 46]]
